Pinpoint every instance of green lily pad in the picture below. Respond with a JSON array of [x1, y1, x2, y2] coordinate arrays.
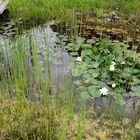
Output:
[[92, 62, 99, 69], [83, 73, 91, 79], [75, 37, 85, 44], [81, 48, 93, 56], [72, 68, 81, 77], [70, 52, 78, 56], [114, 95, 126, 105], [53, 52, 63, 58], [73, 80, 82, 86], [131, 86, 140, 97], [88, 85, 100, 98], [80, 91, 91, 100], [86, 39, 96, 44], [52, 59, 62, 65], [81, 44, 92, 49]]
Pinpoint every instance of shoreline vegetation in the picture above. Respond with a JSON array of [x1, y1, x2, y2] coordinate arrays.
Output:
[[8, 0, 140, 21]]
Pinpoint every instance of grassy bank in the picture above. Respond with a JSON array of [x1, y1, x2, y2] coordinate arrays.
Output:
[[1, 99, 140, 140], [8, 0, 140, 21]]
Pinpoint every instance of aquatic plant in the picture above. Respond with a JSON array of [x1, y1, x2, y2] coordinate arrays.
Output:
[[68, 37, 140, 105]]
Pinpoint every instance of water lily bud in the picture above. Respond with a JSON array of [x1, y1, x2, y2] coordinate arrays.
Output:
[[111, 61, 116, 65], [121, 61, 126, 64], [112, 83, 116, 88], [110, 65, 116, 71], [76, 57, 82, 62]]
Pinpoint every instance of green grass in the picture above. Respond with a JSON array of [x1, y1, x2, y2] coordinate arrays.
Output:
[[1, 99, 140, 139], [0, 34, 75, 139], [8, 0, 140, 21]]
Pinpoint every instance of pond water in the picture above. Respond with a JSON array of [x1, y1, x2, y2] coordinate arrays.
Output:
[[0, 21, 140, 119]]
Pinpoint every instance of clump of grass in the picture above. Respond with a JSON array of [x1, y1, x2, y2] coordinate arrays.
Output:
[[0, 99, 54, 139], [0, 98, 140, 140]]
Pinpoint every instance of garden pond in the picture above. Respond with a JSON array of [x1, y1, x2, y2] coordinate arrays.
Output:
[[0, 20, 140, 119]]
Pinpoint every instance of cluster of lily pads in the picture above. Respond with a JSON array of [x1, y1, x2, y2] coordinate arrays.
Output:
[[67, 37, 140, 105]]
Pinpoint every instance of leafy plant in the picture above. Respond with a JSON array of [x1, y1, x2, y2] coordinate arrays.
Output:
[[68, 38, 140, 105]]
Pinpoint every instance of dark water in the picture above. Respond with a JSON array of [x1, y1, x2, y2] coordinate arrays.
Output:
[[0, 23, 72, 83]]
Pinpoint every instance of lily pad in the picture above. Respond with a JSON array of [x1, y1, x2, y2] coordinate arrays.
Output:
[[75, 37, 85, 44], [72, 68, 81, 77], [114, 95, 126, 105], [131, 86, 140, 97], [70, 52, 78, 56], [80, 91, 91, 100], [86, 39, 96, 44], [73, 80, 82, 86], [81, 48, 93, 57], [88, 85, 100, 98], [52, 59, 62, 65]]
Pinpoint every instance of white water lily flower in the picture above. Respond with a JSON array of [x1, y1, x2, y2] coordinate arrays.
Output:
[[121, 61, 126, 64], [99, 87, 109, 96], [111, 61, 116, 65], [76, 57, 82, 62], [110, 64, 116, 71], [112, 83, 116, 88]]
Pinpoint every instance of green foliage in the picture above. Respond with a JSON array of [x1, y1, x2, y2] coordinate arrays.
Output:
[[8, 0, 140, 21], [68, 38, 140, 105]]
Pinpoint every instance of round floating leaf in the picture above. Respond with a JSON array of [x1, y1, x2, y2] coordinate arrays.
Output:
[[53, 51, 63, 58], [92, 62, 99, 69], [92, 72, 99, 78], [81, 48, 93, 57], [104, 49, 110, 54], [52, 59, 62, 65], [67, 43, 73, 47], [70, 52, 78, 56], [75, 37, 85, 44], [133, 69, 140, 75], [80, 91, 91, 100], [68, 62, 75, 69], [86, 39, 96, 44], [64, 46, 73, 51], [114, 95, 126, 105], [132, 77, 140, 84], [73, 80, 82, 86], [88, 85, 100, 98], [83, 73, 91, 79], [81, 44, 92, 49], [74, 45, 81, 51], [131, 86, 140, 97], [84, 79, 92, 84], [84, 56, 92, 62], [91, 79, 100, 85], [72, 68, 81, 77]]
